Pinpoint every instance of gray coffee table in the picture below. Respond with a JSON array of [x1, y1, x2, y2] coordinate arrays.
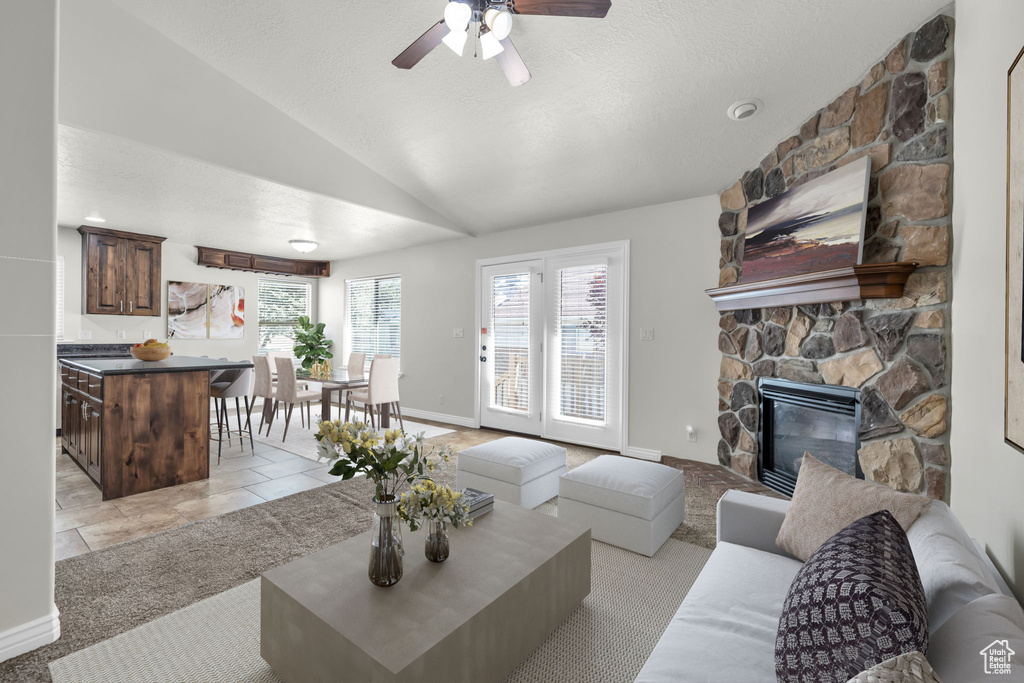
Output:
[[261, 500, 591, 683]]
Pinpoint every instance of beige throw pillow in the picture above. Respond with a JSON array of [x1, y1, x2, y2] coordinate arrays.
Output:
[[845, 652, 943, 683], [776, 453, 932, 562]]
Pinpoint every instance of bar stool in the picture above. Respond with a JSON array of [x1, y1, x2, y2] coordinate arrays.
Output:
[[210, 364, 254, 463]]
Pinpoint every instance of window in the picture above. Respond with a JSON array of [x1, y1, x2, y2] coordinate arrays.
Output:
[[346, 275, 401, 370], [258, 279, 312, 356], [56, 255, 64, 341], [556, 263, 607, 423]]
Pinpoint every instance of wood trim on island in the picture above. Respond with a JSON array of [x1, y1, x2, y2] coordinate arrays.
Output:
[[196, 246, 331, 278], [705, 262, 918, 312]]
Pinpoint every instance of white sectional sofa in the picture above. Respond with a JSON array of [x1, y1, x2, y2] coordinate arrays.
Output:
[[635, 490, 1024, 683]]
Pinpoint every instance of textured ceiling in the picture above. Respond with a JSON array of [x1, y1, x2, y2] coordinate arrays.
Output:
[[57, 126, 463, 259], [100, 0, 948, 237]]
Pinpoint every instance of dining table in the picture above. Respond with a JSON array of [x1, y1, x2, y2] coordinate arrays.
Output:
[[294, 369, 393, 427]]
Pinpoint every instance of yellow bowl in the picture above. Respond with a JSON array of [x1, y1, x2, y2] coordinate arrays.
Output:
[[131, 345, 172, 362]]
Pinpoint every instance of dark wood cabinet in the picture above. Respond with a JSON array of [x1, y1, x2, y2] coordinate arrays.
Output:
[[79, 225, 166, 316], [60, 364, 105, 488], [197, 245, 331, 278]]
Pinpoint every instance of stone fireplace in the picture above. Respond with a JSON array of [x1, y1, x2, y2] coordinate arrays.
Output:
[[757, 378, 862, 496], [715, 15, 953, 500]]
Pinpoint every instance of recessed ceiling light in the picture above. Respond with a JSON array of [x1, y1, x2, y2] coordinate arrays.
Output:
[[289, 239, 319, 254], [727, 99, 762, 121], [84, 215, 106, 223]]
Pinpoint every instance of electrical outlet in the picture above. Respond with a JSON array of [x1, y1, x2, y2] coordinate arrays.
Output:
[[438, 394, 445, 405], [686, 425, 697, 442], [143, 330, 152, 339], [640, 328, 655, 341], [453, 328, 464, 338], [78, 330, 92, 340], [116, 330, 126, 340]]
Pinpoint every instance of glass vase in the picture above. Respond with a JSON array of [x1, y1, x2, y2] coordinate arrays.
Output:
[[425, 520, 450, 563], [369, 498, 403, 587]]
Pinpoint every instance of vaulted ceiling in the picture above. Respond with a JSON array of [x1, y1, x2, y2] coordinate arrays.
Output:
[[58, 0, 949, 257]]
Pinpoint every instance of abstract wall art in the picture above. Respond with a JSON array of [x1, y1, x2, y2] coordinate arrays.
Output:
[[167, 282, 245, 340], [741, 156, 871, 283]]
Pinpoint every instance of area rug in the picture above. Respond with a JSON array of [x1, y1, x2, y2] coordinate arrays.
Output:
[[0, 436, 717, 683], [49, 537, 712, 683], [251, 407, 455, 461]]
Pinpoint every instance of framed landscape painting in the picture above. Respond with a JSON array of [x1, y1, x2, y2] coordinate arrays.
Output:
[[1005, 45, 1024, 451], [741, 156, 871, 283]]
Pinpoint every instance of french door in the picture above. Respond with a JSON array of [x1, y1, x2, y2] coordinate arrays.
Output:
[[479, 244, 626, 451]]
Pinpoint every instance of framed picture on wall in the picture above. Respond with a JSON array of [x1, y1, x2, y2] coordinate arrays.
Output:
[[167, 282, 245, 340], [1005, 44, 1024, 451]]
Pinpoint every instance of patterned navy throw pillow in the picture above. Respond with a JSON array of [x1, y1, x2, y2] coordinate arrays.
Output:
[[775, 509, 928, 683]]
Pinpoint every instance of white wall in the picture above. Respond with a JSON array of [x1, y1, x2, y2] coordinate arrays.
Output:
[[951, 0, 1024, 601], [319, 196, 722, 462], [0, 0, 60, 662], [58, 226, 318, 361]]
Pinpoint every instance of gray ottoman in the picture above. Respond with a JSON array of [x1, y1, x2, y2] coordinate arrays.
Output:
[[455, 437, 567, 509], [558, 455, 686, 556]]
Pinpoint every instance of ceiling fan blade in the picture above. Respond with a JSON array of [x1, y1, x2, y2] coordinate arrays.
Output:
[[392, 20, 450, 69], [510, 0, 611, 18], [495, 37, 531, 86]]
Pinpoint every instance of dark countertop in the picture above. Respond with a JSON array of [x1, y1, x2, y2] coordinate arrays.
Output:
[[57, 343, 133, 359], [61, 356, 254, 376]]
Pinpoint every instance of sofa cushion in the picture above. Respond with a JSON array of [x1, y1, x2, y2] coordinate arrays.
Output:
[[776, 510, 929, 683], [776, 453, 932, 562], [559, 455, 685, 521], [634, 542, 803, 683], [906, 501, 1001, 632], [456, 437, 566, 485], [928, 593, 1024, 681]]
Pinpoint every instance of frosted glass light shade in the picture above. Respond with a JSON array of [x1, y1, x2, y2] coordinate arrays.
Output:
[[480, 30, 504, 60], [442, 28, 468, 56], [484, 8, 513, 41], [443, 1, 472, 31]]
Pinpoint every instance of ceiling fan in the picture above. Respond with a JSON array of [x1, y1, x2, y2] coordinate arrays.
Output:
[[392, 0, 612, 86]]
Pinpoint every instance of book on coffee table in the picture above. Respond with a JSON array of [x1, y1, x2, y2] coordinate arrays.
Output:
[[462, 488, 494, 511]]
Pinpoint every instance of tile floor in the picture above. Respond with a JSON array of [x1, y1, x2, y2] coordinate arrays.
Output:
[[54, 436, 335, 559]]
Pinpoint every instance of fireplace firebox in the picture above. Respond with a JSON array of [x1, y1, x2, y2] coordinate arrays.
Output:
[[757, 378, 862, 496]]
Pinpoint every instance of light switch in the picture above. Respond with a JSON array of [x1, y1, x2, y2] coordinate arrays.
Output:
[[78, 330, 92, 340], [686, 425, 697, 442], [143, 330, 152, 339], [640, 328, 655, 341], [453, 328, 464, 338], [116, 330, 126, 340]]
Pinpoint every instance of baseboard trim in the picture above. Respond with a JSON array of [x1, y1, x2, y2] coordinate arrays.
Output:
[[625, 446, 662, 461], [399, 408, 476, 429], [0, 608, 60, 664]]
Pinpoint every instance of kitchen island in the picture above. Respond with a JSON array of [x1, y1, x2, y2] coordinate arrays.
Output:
[[59, 355, 253, 500]]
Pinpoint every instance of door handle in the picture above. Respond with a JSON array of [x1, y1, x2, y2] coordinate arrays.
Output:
[[480, 356, 487, 362], [82, 401, 90, 419], [120, 300, 124, 313], [65, 394, 72, 405], [129, 301, 133, 313]]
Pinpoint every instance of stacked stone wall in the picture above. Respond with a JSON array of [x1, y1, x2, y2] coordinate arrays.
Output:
[[716, 15, 953, 500]]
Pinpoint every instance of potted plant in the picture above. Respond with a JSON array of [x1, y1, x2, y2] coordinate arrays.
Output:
[[315, 422, 455, 586], [293, 315, 334, 379]]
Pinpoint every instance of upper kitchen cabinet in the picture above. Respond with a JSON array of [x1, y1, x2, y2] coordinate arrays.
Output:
[[78, 226, 166, 316]]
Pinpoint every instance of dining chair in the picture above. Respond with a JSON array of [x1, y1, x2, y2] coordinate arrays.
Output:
[[346, 356, 403, 430], [273, 356, 321, 441], [252, 355, 278, 435]]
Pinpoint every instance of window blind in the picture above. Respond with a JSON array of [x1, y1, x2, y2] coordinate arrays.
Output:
[[557, 264, 607, 422], [490, 272, 531, 413], [56, 255, 64, 341], [347, 275, 401, 369], [258, 279, 311, 355]]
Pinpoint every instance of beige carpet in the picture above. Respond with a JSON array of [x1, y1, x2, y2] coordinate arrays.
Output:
[[1, 422, 718, 682], [49, 536, 713, 683]]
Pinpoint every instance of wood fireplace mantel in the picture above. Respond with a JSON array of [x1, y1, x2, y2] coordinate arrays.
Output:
[[705, 262, 919, 312]]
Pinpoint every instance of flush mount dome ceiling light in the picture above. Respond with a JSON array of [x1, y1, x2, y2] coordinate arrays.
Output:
[[289, 239, 319, 253], [84, 215, 106, 223], [392, 0, 613, 87], [727, 99, 762, 121]]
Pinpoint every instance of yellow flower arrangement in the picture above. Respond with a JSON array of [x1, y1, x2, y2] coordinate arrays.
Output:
[[314, 420, 454, 503], [398, 478, 472, 532]]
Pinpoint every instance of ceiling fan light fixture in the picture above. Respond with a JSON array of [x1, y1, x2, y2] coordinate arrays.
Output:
[[480, 28, 504, 60], [443, 1, 472, 31], [289, 239, 319, 253], [484, 8, 513, 41], [442, 27, 468, 56]]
